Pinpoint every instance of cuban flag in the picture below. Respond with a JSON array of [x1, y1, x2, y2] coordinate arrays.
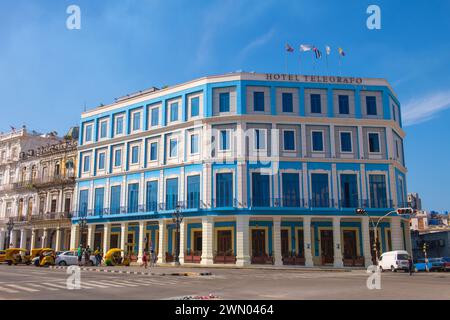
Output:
[[313, 47, 322, 59], [285, 43, 294, 53], [338, 47, 346, 57]]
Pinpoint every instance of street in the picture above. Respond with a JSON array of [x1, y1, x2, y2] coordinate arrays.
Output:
[[0, 265, 449, 300]]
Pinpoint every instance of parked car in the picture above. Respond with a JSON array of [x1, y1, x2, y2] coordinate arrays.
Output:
[[55, 250, 95, 266], [414, 258, 445, 272], [378, 250, 410, 272], [442, 257, 450, 271], [0, 250, 6, 263]]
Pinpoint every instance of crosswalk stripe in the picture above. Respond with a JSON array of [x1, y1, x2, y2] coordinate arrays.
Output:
[[99, 280, 137, 287], [28, 283, 59, 291], [89, 280, 123, 288], [109, 280, 139, 287], [0, 286, 20, 293], [83, 281, 109, 288], [5, 284, 40, 292], [42, 282, 70, 289]]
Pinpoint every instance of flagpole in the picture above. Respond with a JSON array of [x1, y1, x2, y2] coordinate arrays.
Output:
[[338, 55, 342, 76], [298, 52, 301, 74]]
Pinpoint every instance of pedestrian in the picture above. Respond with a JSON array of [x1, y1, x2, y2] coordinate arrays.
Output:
[[77, 244, 83, 266], [85, 245, 91, 266], [94, 247, 102, 266], [149, 241, 155, 267], [408, 257, 414, 276], [141, 250, 148, 269]]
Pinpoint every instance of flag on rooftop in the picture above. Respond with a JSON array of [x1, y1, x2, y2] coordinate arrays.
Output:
[[338, 47, 346, 56], [325, 45, 331, 55], [313, 47, 322, 59], [285, 43, 294, 53], [300, 44, 313, 52]]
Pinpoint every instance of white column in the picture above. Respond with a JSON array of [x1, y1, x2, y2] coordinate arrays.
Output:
[[70, 224, 79, 249], [179, 167, 185, 205], [360, 164, 367, 202], [103, 223, 111, 254], [237, 161, 247, 208], [236, 215, 250, 266], [357, 126, 364, 159], [391, 216, 403, 251], [302, 163, 309, 206], [120, 222, 128, 254], [361, 216, 373, 267], [333, 217, 344, 268], [201, 216, 214, 265], [329, 124, 336, 158], [55, 227, 62, 252], [138, 221, 145, 263], [42, 228, 48, 248], [331, 163, 338, 208], [0, 230, 5, 250], [389, 165, 397, 207], [303, 216, 314, 267], [19, 229, 27, 249], [273, 217, 283, 266], [157, 219, 167, 263], [301, 125, 307, 157], [202, 163, 212, 208], [179, 219, 186, 264], [87, 224, 95, 249], [139, 173, 145, 210], [120, 176, 126, 209]]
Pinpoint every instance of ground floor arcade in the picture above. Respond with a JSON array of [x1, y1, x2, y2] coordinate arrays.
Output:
[[0, 225, 71, 251], [69, 215, 412, 268]]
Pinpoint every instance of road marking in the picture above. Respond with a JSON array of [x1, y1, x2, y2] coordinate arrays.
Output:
[[89, 280, 123, 288], [0, 286, 20, 293], [42, 282, 70, 289], [109, 280, 139, 287], [83, 281, 109, 288], [28, 283, 59, 291], [98, 280, 138, 287], [5, 284, 40, 292]]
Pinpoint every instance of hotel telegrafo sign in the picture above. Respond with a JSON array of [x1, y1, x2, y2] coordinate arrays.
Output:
[[265, 73, 364, 85]]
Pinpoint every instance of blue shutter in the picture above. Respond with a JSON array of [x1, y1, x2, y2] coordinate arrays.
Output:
[[219, 92, 230, 112], [94, 187, 104, 215], [311, 94, 321, 113], [110, 185, 121, 214], [78, 190, 89, 216], [170, 103, 178, 122], [340, 132, 352, 152], [254, 92, 265, 112], [283, 131, 295, 151], [83, 155, 90, 172], [338, 95, 349, 114], [190, 135, 199, 154], [369, 175, 387, 208], [252, 173, 270, 207], [282, 173, 300, 207], [146, 181, 158, 212], [312, 132, 324, 151], [114, 149, 122, 167], [216, 173, 233, 207], [369, 133, 380, 153], [151, 108, 159, 126], [366, 96, 377, 115], [166, 178, 179, 210], [187, 175, 200, 209], [127, 183, 139, 213], [116, 116, 123, 135], [191, 97, 199, 117], [150, 142, 158, 161], [311, 173, 329, 207], [340, 174, 358, 208], [282, 92, 293, 112]]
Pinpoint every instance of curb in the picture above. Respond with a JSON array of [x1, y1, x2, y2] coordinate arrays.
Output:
[[48, 266, 212, 277]]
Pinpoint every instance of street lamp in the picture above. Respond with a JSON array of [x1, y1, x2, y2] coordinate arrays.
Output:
[[172, 204, 184, 267], [356, 207, 414, 265], [6, 217, 14, 249], [78, 214, 88, 248]]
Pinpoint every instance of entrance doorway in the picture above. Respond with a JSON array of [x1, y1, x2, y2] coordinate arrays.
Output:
[[343, 230, 357, 260], [217, 230, 232, 255], [193, 231, 202, 255], [252, 229, 266, 257], [320, 230, 334, 264], [281, 230, 289, 257], [110, 234, 119, 249]]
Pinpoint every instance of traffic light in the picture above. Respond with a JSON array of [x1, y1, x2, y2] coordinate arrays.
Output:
[[355, 208, 367, 215], [396, 207, 414, 215], [422, 243, 428, 253]]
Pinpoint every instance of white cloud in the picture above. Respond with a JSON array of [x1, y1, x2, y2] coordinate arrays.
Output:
[[402, 91, 450, 126], [237, 28, 276, 61]]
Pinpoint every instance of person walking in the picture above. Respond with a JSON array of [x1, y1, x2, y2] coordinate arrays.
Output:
[[77, 244, 83, 266], [84, 245, 91, 266], [149, 241, 155, 267], [94, 247, 102, 266], [408, 257, 414, 276], [141, 250, 148, 269]]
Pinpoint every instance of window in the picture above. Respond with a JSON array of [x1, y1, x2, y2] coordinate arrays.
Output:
[[110, 185, 121, 214], [114, 148, 122, 167], [254, 129, 266, 150], [282, 173, 300, 207], [170, 102, 179, 122], [85, 124, 93, 143], [340, 132, 352, 153], [366, 96, 377, 115], [169, 139, 178, 158], [368, 133, 380, 153], [312, 131, 324, 152], [216, 173, 233, 207], [392, 105, 396, 122], [78, 190, 89, 217], [311, 173, 329, 207], [190, 134, 199, 154], [99, 120, 108, 139], [283, 130, 295, 151], [338, 95, 349, 114], [94, 187, 104, 215], [166, 178, 179, 210], [311, 94, 321, 113], [132, 111, 141, 131], [251, 173, 270, 207], [146, 181, 158, 212], [127, 183, 139, 213], [151, 107, 159, 127], [131, 145, 140, 164], [83, 154, 91, 173], [98, 152, 106, 170], [369, 175, 387, 208], [187, 175, 200, 209], [282, 92, 293, 113], [254, 91, 265, 112], [150, 142, 158, 161], [115, 115, 124, 135], [219, 92, 230, 112], [219, 130, 230, 151], [191, 97, 200, 117], [340, 174, 358, 208]]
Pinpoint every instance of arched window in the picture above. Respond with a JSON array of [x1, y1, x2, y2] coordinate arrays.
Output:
[[31, 165, 37, 181], [18, 198, 24, 217], [55, 162, 61, 177], [27, 198, 33, 217], [21, 167, 27, 182]]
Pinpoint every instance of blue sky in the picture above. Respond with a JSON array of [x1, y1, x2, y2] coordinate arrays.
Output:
[[0, 0, 449, 211]]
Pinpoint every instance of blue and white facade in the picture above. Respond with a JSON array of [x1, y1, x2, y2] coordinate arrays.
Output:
[[70, 72, 411, 268]]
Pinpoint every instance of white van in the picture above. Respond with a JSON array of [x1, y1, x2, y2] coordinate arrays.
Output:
[[378, 250, 410, 272]]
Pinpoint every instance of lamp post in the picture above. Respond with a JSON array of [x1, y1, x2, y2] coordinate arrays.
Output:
[[6, 217, 15, 249], [78, 215, 88, 248], [356, 207, 414, 265], [172, 204, 183, 267]]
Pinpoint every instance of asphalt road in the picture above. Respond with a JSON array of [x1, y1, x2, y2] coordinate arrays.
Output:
[[0, 265, 449, 300]]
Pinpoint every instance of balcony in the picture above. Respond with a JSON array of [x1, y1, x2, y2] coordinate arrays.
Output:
[[30, 212, 72, 221], [32, 174, 76, 188]]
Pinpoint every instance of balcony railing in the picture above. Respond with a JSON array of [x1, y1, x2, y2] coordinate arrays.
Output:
[[29, 212, 72, 221], [32, 174, 76, 187]]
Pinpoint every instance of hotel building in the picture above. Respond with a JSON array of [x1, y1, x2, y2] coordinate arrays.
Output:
[[71, 72, 411, 267]]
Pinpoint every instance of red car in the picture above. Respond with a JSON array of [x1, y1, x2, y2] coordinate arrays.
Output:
[[443, 257, 450, 271]]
